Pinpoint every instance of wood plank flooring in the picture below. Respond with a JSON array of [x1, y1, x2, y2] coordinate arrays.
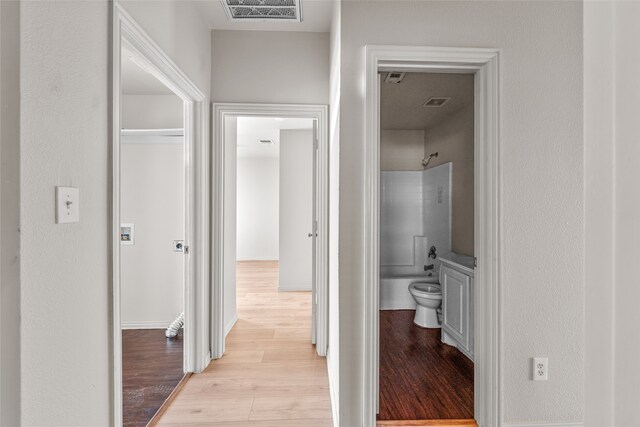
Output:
[[156, 261, 333, 426], [377, 310, 474, 421], [123, 329, 184, 427]]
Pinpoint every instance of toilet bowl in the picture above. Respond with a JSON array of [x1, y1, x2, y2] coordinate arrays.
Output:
[[408, 281, 442, 328]]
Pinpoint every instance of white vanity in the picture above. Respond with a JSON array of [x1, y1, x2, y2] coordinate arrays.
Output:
[[439, 253, 475, 361]]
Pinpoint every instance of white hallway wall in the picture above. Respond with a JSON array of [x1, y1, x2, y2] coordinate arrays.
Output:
[[121, 94, 185, 327], [337, 1, 583, 425], [120, 140, 184, 327], [18, 1, 211, 425], [279, 129, 313, 291], [0, 1, 21, 424], [584, 2, 640, 426], [122, 94, 183, 129], [236, 156, 279, 261]]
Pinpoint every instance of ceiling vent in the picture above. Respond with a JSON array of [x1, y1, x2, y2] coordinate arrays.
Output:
[[222, 0, 302, 22], [384, 72, 406, 84], [423, 97, 451, 107], [258, 139, 275, 145]]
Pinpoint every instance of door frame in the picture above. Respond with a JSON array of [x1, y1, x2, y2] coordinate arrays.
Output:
[[363, 46, 502, 426], [111, 3, 210, 425], [211, 103, 329, 359]]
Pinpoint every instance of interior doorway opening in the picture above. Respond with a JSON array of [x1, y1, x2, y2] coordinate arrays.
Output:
[[377, 71, 475, 421], [211, 104, 329, 360]]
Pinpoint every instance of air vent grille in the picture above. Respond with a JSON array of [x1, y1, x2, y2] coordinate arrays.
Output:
[[423, 97, 451, 107], [223, 0, 302, 21], [384, 72, 406, 84]]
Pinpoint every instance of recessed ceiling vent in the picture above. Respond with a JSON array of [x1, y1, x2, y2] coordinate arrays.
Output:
[[222, 0, 302, 22], [384, 71, 406, 84], [423, 97, 451, 107], [258, 139, 275, 145]]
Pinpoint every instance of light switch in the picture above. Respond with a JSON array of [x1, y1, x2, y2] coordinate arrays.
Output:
[[56, 186, 79, 224]]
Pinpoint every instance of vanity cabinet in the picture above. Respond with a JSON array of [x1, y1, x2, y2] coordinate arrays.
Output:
[[440, 263, 474, 361]]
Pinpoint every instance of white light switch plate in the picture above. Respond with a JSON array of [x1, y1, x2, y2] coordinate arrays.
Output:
[[56, 186, 79, 224]]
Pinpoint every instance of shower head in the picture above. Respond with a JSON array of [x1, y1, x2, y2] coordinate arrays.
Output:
[[422, 152, 439, 169]]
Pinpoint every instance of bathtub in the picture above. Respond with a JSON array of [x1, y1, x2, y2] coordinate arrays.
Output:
[[380, 274, 440, 310]]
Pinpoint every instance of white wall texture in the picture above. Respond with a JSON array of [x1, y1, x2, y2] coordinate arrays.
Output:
[[236, 156, 279, 261], [585, 3, 640, 427], [338, 2, 584, 425], [0, 1, 21, 424], [18, 1, 211, 425], [122, 94, 183, 129], [211, 30, 329, 104], [380, 172, 423, 266], [279, 130, 313, 291], [120, 140, 184, 327]]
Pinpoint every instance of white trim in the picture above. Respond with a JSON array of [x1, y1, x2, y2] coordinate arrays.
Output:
[[224, 314, 238, 337], [327, 351, 340, 427], [211, 103, 329, 359], [121, 128, 184, 136], [364, 45, 502, 427], [503, 423, 583, 427], [121, 320, 175, 330], [111, 3, 210, 426]]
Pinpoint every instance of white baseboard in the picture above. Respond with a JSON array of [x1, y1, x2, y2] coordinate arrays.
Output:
[[121, 320, 172, 330], [224, 313, 238, 337], [278, 284, 312, 292], [326, 349, 339, 427], [504, 423, 583, 427]]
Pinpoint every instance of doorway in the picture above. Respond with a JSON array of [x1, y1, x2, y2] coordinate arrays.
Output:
[[211, 103, 329, 359], [377, 71, 475, 421], [363, 46, 502, 426], [112, 5, 209, 427]]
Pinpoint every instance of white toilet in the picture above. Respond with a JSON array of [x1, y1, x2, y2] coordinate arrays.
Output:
[[408, 281, 442, 328]]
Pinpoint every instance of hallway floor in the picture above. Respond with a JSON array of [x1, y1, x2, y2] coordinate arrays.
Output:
[[122, 329, 184, 427], [157, 260, 333, 426], [378, 310, 474, 421]]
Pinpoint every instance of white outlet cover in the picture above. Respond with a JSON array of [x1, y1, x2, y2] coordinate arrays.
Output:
[[533, 357, 549, 381], [56, 186, 80, 224]]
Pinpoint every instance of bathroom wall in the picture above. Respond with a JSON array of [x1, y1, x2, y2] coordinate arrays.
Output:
[[380, 171, 424, 269], [380, 130, 425, 171], [380, 163, 452, 276], [424, 107, 474, 256]]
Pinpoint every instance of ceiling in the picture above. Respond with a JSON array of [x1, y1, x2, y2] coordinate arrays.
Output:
[[238, 117, 314, 158], [380, 73, 474, 130], [195, 0, 332, 32], [121, 48, 174, 95]]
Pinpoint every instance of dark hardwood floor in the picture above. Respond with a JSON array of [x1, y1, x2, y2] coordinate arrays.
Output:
[[123, 329, 184, 427], [378, 310, 474, 421]]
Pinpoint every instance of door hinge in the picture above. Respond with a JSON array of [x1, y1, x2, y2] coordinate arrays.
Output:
[[474, 257, 477, 267]]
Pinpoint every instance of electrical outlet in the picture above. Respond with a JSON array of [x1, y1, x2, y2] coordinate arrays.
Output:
[[533, 357, 548, 381]]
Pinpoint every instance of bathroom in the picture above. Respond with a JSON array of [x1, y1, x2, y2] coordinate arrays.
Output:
[[378, 72, 476, 421]]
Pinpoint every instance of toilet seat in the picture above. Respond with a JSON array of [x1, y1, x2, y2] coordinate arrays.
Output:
[[409, 282, 442, 299]]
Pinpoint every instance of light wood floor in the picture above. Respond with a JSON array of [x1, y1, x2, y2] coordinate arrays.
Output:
[[156, 261, 333, 426]]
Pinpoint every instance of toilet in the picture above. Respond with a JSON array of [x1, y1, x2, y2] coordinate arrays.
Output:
[[408, 281, 442, 328]]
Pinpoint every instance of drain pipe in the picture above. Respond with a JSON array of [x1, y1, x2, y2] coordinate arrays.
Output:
[[165, 312, 184, 338]]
